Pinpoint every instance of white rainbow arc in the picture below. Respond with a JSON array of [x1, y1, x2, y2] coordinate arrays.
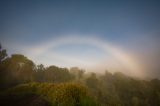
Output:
[[26, 35, 144, 77]]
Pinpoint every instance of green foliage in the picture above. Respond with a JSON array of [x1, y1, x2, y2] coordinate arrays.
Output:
[[44, 66, 74, 83], [0, 54, 35, 88], [5, 82, 97, 106], [131, 96, 139, 106]]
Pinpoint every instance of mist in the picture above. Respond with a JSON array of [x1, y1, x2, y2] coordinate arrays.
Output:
[[0, 1, 160, 106]]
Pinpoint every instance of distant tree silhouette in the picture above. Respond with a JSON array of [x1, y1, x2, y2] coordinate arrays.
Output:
[[0, 44, 7, 62], [0, 44, 8, 88], [70, 67, 85, 80]]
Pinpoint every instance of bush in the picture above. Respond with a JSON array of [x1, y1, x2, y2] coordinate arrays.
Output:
[[5, 82, 97, 106]]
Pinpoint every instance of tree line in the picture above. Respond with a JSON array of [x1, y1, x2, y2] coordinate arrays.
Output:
[[0, 44, 160, 106]]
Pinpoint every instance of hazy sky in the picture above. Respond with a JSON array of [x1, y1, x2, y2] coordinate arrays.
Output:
[[0, 0, 160, 78]]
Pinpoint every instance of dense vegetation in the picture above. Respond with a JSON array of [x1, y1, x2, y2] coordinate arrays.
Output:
[[0, 44, 160, 106]]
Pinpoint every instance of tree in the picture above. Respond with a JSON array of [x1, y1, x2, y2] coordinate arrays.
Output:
[[0, 44, 7, 62], [44, 65, 74, 82], [1, 54, 35, 87], [70, 67, 85, 80], [34, 64, 45, 82], [0, 44, 8, 88], [86, 73, 98, 88]]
